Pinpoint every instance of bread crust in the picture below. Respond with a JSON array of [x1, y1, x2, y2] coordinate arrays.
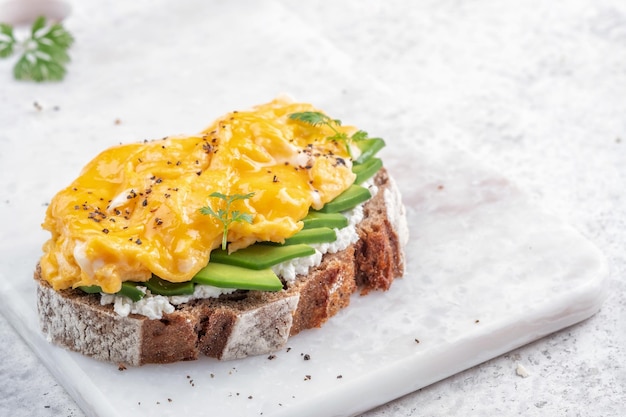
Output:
[[35, 168, 407, 365]]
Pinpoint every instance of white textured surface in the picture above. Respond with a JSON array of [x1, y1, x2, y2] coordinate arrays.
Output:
[[0, 0, 624, 416], [0, 144, 608, 417]]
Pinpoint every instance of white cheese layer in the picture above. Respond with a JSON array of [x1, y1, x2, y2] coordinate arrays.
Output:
[[100, 285, 236, 319], [100, 286, 173, 320]]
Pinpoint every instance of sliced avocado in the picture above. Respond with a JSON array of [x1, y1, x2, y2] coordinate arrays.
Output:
[[352, 157, 383, 184], [144, 275, 195, 296], [282, 227, 336, 245], [318, 184, 371, 213], [79, 281, 145, 302], [79, 285, 102, 294], [193, 262, 283, 291], [302, 212, 349, 230], [210, 243, 316, 270], [354, 138, 385, 164]]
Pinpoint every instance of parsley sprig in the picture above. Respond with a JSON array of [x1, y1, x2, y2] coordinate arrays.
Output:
[[200, 192, 255, 250], [0, 16, 74, 82], [289, 111, 369, 157]]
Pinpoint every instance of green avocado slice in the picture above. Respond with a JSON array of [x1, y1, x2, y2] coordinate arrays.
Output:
[[144, 275, 195, 296], [209, 243, 316, 270], [354, 138, 385, 164], [302, 212, 349, 230], [318, 184, 371, 213], [79, 281, 145, 302], [280, 227, 336, 245], [352, 157, 382, 184], [193, 262, 283, 291]]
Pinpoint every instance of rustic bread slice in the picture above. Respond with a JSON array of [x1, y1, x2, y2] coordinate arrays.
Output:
[[35, 168, 407, 365]]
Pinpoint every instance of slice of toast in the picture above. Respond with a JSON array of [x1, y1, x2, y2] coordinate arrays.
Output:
[[35, 168, 408, 365]]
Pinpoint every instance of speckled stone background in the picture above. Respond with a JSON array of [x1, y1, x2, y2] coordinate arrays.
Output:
[[1, 0, 625, 416]]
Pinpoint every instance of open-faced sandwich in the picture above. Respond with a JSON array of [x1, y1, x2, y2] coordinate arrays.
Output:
[[35, 97, 408, 365]]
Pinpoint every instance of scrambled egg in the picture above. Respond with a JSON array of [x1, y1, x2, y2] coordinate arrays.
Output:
[[40, 98, 357, 293]]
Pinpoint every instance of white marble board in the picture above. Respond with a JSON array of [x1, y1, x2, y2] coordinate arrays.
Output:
[[0, 1, 609, 416]]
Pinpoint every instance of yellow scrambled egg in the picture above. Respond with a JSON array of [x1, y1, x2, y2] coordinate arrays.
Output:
[[40, 98, 357, 293]]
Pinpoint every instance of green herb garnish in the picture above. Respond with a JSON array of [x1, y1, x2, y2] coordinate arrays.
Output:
[[200, 192, 255, 250], [288, 111, 371, 157], [0, 16, 74, 82]]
